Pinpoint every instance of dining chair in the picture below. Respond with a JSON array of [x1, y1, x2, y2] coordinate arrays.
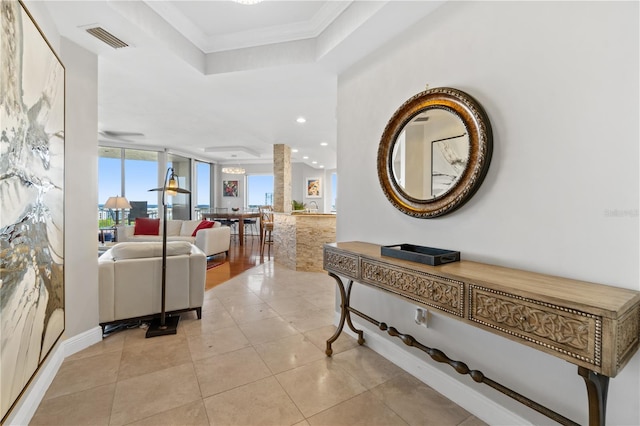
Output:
[[243, 207, 259, 239], [213, 207, 238, 235], [259, 206, 274, 258]]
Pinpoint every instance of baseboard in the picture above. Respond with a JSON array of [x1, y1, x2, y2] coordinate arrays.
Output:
[[5, 327, 102, 425], [64, 326, 103, 357], [338, 315, 531, 426]]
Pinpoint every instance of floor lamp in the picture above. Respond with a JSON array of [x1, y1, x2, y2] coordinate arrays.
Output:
[[146, 167, 191, 338]]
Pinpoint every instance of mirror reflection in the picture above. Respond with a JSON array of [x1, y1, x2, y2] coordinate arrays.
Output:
[[392, 109, 468, 200], [377, 87, 492, 218]]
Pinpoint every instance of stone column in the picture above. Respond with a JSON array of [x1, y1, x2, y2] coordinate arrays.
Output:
[[273, 144, 291, 213]]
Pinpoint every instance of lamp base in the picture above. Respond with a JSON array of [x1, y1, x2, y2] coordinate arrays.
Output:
[[145, 315, 180, 338]]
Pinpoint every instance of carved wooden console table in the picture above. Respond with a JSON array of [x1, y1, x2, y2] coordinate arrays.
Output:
[[323, 242, 640, 426]]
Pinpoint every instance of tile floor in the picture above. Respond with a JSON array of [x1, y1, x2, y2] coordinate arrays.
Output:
[[31, 262, 487, 426]]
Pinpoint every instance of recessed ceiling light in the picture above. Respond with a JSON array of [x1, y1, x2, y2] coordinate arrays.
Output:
[[291, 149, 299, 153], [320, 142, 328, 146], [312, 161, 318, 164], [319, 165, 325, 168], [296, 117, 306, 124], [303, 156, 309, 159]]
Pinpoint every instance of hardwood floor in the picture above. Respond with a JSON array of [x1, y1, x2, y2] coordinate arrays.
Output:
[[205, 234, 268, 290]]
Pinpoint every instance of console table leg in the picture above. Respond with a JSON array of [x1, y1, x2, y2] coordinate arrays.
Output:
[[578, 366, 609, 426], [345, 279, 365, 345], [326, 273, 364, 356], [325, 273, 349, 356]]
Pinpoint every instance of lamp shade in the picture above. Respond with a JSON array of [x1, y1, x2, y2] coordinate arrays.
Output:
[[148, 168, 191, 205], [104, 196, 131, 210], [166, 175, 179, 196]]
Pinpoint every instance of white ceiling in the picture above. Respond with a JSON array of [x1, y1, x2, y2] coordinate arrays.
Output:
[[43, 0, 444, 170]]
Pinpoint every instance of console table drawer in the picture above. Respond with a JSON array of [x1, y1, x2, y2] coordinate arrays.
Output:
[[324, 248, 359, 280], [361, 259, 465, 317], [469, 285, 601, 368]]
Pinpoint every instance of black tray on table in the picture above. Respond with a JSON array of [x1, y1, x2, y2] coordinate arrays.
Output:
[[381, 244, 460, 266]]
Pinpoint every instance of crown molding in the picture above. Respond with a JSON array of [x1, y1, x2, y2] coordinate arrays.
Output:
[[144, 1, 352, 54]]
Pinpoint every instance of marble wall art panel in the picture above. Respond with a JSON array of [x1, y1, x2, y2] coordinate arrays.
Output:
[[0, 1, 65, 421]]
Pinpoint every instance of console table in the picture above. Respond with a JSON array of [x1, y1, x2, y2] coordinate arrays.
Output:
[[323, 242, 640, 426]]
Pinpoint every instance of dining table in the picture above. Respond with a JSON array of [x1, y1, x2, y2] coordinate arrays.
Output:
[[202, 210, 261, 246]]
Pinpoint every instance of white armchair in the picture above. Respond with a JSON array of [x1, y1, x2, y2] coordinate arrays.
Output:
[[98, 241, 206, 329]]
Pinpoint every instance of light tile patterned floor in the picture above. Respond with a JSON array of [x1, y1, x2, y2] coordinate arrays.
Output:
[[31, 262, 487, 426]]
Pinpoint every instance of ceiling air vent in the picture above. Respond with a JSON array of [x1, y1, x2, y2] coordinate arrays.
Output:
[[85, 27, 129, 49]]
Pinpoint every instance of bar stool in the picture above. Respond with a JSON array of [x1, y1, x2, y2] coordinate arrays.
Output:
[[259, 206, 274, 258]]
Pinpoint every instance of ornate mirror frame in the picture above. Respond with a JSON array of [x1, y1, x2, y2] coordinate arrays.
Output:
[[377, 87, 493, 218]]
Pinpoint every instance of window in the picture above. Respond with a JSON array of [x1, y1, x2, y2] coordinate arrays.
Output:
[[167, 154, 191, 220], [98, 147, 123, 226], [98, 147, 158, 225], [195, 161, 211, 219], [246, 174, 274, 208], [99, 148, 207, 225], [124, 149, 158, 221], [331, 172, 337, 212]]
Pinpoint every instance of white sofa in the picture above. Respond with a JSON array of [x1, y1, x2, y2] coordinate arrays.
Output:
[[98, 241, 206, 328], [116, 219, 230, 257]]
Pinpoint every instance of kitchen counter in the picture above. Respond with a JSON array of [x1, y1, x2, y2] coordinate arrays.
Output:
[[272, 212, 336, 272]]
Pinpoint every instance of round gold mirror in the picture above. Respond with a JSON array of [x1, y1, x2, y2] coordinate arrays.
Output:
[[377, 87, 492, 218]]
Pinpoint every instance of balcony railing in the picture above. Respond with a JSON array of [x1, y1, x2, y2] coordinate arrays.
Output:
[[98, 206, 210, 227]]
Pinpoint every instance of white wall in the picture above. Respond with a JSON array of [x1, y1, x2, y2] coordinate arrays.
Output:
[[337, 1, 638, 425], [214, 163, 273, 210], [292, 163, 329, 212], [215, 162, 329, 212], [61, 37, 100, 337]]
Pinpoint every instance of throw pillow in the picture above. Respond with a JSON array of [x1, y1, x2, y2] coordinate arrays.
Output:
[[165, 220, 183, 236], [192, 220, 215, 236], [180, 220, 202, 237], [134, 218, 160, 235]]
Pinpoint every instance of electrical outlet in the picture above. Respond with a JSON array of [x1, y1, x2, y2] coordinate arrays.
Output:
[[415, 308, 429, 327]]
